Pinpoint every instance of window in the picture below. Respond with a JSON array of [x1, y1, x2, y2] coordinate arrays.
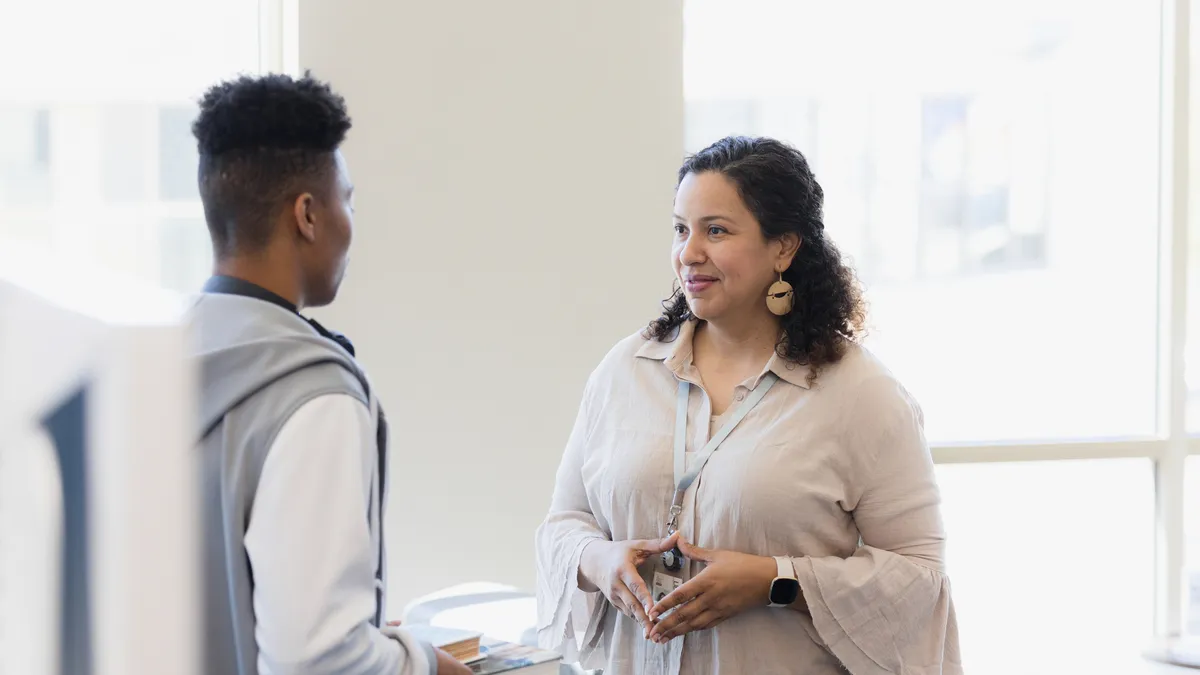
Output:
[[1184, 56, 1200, 432], [0, 107, 52, 210], [158, 105, 202, 202], [1188, 457, 1200, 635], [0, 0, 265, 294], [939, 460, 1155, 673], [685, 0, 1161, 445], [685, 0, 1198, 666], [101, 105, 154, 203], [918, 94, 1049, 277]]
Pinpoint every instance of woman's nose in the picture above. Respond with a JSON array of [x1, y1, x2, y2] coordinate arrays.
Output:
[[678, 232, 706, 266]]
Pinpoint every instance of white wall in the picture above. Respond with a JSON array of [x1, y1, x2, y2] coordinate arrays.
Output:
[[299, 0, 684, 611]]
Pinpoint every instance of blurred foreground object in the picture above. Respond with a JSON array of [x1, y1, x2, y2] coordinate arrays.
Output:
[[0, 246, 197, 675]]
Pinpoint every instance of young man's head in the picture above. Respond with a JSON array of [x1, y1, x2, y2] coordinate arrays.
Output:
[[193, 73, 354, 308]]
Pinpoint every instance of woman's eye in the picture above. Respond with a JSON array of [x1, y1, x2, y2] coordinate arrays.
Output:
[[674, 224, 687, 235], [708, 226, 726, 236]]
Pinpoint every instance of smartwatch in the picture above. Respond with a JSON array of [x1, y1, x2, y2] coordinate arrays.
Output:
[[768, 556, 800, 607]]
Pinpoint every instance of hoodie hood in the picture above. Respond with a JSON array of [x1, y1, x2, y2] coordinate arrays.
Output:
[[188, 293, 366, 439]]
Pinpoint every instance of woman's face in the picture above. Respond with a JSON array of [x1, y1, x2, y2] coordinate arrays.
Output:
[[672, 171, 796, 325]]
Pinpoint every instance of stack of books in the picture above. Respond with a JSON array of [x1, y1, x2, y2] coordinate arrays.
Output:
[[406, 625, 561, 674], [469, 639, 561, 674], [405, 625, 485, 664]]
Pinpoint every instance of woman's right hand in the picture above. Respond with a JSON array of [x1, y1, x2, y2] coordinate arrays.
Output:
[[579, 533, 679, 630]]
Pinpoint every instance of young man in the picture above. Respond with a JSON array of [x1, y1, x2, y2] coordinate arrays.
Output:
[[189, 73, 469, 675]]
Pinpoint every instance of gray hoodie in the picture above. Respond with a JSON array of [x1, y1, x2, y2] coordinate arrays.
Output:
[[191, 293, 435, 675]]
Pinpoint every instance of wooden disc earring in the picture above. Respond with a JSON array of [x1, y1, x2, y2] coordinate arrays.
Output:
[[766, 271, 794, 316]]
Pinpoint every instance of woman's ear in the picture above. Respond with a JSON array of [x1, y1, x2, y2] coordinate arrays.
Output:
[[776, 232, 801, 269]]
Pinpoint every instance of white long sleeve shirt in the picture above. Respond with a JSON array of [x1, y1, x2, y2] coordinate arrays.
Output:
[[244, 393, 434, 675]]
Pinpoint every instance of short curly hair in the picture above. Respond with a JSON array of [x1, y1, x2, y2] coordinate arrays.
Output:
[[649, 136, 867, 384], [192, 72, 352, 257]]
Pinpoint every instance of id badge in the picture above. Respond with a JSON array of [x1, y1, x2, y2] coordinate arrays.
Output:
[[652, 571, 683, 615]]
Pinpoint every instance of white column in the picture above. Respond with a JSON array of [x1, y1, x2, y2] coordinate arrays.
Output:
[[1155, 0, 1191, 641], [299, 0, 685, 611]]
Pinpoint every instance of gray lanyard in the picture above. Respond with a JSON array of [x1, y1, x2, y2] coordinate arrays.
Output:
[[665, 372, 779, 536]]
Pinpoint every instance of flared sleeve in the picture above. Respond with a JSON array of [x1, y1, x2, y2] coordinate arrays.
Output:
[[534, 378, 608, 658], [793, 375, 964, 674]]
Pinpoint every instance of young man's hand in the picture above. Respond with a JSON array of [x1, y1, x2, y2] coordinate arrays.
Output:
[[434, 647, 474, 675]]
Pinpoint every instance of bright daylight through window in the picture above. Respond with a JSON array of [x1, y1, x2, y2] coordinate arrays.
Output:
[[0, 0, 262, 295]]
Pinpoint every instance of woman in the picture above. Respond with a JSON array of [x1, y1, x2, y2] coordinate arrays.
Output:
[[535, 136, 961, 674]]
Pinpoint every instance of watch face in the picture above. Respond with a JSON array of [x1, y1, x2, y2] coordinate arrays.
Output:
[[769, 577, 800, 605]]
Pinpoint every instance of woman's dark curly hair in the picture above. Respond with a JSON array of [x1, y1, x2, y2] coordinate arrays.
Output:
[[648, 136, 868, 384]]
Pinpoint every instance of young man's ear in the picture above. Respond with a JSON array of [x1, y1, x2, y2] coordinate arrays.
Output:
[[293, 193, 317, 243]]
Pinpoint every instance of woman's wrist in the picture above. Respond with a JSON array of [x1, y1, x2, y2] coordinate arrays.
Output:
[[782, 556, 809, 614], [576, 539, 606, 592], [754, 555, 780, 605]]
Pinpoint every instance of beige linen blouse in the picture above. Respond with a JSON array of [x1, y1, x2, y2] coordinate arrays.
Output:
[[535, 319, 962, 674]]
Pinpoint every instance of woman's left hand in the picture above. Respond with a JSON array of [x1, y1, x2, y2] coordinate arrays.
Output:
[[646, 538, 778, 643]]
